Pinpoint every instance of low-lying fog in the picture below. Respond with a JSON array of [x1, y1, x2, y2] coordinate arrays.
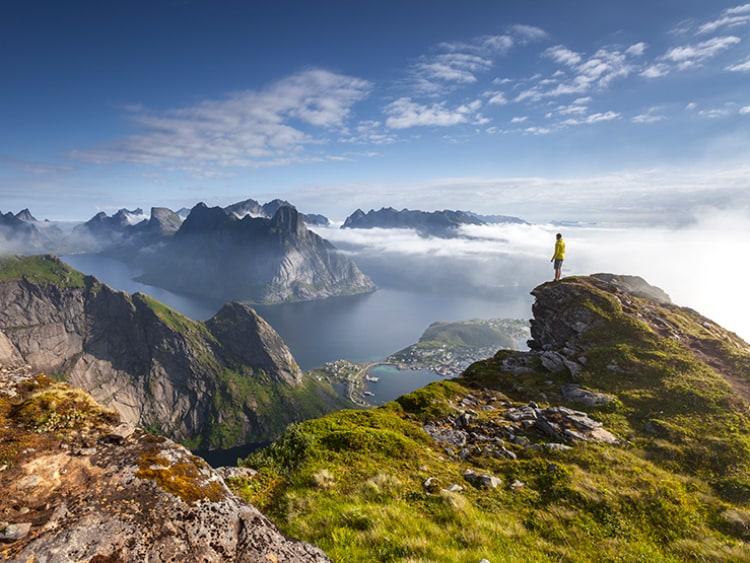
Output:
[[311, 206, 750, 344]]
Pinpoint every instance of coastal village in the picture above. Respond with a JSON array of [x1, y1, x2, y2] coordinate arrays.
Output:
[[315, 318, 531, 406]]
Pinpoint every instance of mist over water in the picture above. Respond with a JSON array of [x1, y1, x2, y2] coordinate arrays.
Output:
[[312, 212, 750, 345], [63, 206, 750, 373]]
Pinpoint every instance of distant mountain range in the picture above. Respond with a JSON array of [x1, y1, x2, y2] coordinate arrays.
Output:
[[342, 207, 528, 236], [1, 200, 530, 304]]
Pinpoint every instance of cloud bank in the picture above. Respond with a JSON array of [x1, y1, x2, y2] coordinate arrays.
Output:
[[311, 207, 750, 343]]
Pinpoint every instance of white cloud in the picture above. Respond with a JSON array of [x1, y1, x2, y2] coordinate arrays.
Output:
[[487, 91, 509, 105], [384, 98, 477, 129], [740, 106, 750, 114], [555, 101, 589, 116], [663, 36, 741, 69], [510, 116, 527, 124], [626, 42, 648, 56], [727, 57, 750, 71], [727, 3, 750, 14], [641, 64, 670, 78], [544, 45, 582, 66], [698, 4, 750, 34], [561, 111, 620, 126], [414, 53, 493, 84], [73, 69, 371, 172], [523, 126, 554, 135], [311, 209, 750, 343], [529, 45, 639, 101], [478, 35, 515, 55], [698, 107, 732, 118], [510, 25, 548, 42], [632, 112, 666, 124]]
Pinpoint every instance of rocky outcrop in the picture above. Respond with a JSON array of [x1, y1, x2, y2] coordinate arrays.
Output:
[[527, 273, 673, 355], [422, 390, 619, 464], [206, 302, 302, 386], [0, 368, 331, 562], [0, 255, 350, 449]]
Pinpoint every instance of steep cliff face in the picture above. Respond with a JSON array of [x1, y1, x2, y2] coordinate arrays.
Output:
[[136, 203, 375, 304], [0, 255, 350, 449], [0, 368, 331, 562]]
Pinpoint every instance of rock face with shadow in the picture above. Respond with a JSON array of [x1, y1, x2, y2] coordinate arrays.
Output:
[[0, 255, 350, 450]]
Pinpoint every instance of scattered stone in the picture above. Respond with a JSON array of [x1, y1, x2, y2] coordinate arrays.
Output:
[[0, 522, 31, 542], [423, 477, 439, 491], [215, 466, 258, 481], [463, 469, 501, 489], [543, 443, 572, 452], [16, 475, 41, 490]]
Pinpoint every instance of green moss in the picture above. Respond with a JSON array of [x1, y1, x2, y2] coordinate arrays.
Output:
[[0, 255, 86, 287], [10, 379, 119, 434], [135, 445, 225, 503]]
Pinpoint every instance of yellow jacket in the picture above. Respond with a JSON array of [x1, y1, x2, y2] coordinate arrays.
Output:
[[552, 238, 565, 260]]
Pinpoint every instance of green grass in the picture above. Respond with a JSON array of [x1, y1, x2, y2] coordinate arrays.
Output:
[[234, 276, 750, 562], [0, 255, 86, 287]]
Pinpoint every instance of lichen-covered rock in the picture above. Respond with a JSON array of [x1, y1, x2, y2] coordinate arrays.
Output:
[[0, 369, 330, 563]]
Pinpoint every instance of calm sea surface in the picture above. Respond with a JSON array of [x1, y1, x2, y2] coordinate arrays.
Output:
[[62, 253, 533, 399]]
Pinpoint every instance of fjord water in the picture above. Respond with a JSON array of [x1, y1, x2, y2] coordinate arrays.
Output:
[[63, 254, 533, 371]]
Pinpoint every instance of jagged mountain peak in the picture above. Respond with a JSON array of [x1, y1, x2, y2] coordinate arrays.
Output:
[[14, 208, 37, 222], [179, 202, 235, 234]]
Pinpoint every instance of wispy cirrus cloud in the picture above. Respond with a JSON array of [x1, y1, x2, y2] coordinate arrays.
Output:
[[72, 69, 372, 173], [662, 35, 741, 70], [698, 3, 750, 34], [727, 57, 750, 72], [402, 25, 548, 98]]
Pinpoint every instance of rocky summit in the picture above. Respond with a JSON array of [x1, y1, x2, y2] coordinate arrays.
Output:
[[0, 365, 331, 562], [0, 255, 350, 450], [234, 274, 750, 561]]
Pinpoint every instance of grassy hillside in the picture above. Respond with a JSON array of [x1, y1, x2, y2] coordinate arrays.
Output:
[[0, 254, 86, 287], [234, 276, 750, 562]]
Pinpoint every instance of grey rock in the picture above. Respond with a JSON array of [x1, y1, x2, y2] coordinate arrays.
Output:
[[0, 522, 31, 542], [561, 384, 615, 407]]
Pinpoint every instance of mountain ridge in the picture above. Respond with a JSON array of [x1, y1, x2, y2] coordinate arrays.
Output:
[[0, 255, 351, 450], [342, 206, 528, 237]]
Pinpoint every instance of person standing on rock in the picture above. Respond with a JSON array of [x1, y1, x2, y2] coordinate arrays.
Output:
[[551, 233, 565, 281]]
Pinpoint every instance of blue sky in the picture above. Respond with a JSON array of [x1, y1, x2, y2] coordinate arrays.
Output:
[[1, 0, 749, 223]]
